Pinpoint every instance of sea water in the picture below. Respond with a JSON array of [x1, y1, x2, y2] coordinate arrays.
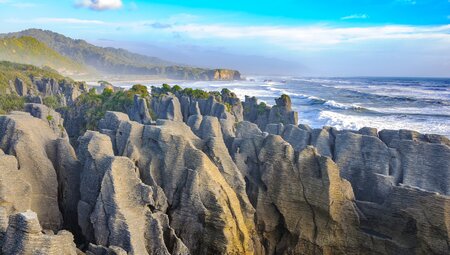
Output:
[[114, 76, 450, 137]]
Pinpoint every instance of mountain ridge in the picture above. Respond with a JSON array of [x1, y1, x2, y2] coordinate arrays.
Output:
[[0, 36, 88, 75], [0, 29, 241, 80]]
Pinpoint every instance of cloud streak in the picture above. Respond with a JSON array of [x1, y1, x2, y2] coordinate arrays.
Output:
[[10, 17, 450, 51], [341, 14, 369, 20], [76, 0, 122, 11]]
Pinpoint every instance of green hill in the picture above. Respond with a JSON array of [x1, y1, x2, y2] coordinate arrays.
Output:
[[0, 36, 88, 75], [0, 60, 71, 93], [0, 29, 241, 80]]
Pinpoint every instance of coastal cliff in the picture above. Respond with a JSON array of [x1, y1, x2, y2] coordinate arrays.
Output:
[[0, 82, 449, 254]]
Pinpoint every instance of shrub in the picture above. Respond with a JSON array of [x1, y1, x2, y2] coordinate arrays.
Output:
[[172, 85, 182, 92], [0, 94, 25, 114], [129, 84, 149, 98], [221, 88, 231, 95], [257, 102, 267, 114], [43, 96, 60, 109], [102, 87, 114, 97], [46, 115, 53, 121], [162, 84, 171, 93]]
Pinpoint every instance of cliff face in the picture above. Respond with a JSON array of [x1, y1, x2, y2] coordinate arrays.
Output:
[[0, 92, 449, 255], [208, 69, 242, 81]]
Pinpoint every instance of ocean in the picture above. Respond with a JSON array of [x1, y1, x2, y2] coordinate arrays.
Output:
[[111, 76, 450, 137]]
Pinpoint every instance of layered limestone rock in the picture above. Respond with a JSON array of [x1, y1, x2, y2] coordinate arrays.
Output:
[[231, 128, 362, 254], [127, 95, 152, 125], [91, 156, 189, 255], [24, 103, 68, 138], [150, 94, 183, 121], [0, 150, 31, 237], [0, 112, 63, 231], [100, 112, 256, 254], [2, 210, 78, 255], [8, 75, 88, 106], [243, 95, 298, 130], [76, 128, 188, 254], [0, 97, 449, 255]]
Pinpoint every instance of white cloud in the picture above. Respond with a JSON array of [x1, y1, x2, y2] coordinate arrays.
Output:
[[341, 14, 369, 20], [170, 24, 450, 50], [76, 0, 122, 11], [8, 16, 450, 51]]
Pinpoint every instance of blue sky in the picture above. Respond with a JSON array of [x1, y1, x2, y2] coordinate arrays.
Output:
[[0, 0, 449, 76]]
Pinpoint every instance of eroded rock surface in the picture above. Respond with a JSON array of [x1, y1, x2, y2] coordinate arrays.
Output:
[[0, 98, 449, 255]]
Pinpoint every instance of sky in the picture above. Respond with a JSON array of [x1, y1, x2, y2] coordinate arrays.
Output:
[[0, 0, 449, 77]]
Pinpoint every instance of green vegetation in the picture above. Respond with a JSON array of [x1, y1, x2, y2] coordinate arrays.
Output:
[[172, 85, 182, 92], [221, 88, 231, 95], [0, 61, 72, 93], [225, 102, 233, 113], [0, 36, 86, 74], [75, 87, 148, 131], [257, 102, 267, 114], [46, 115, 53, 121], [0, 94, 25, 114], [43, 96, 61, 109], [181, 88, 210, 99], [129, 84, 149, 97]]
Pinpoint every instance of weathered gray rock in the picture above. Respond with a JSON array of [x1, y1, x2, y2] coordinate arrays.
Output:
[[281, 124, 310, 152], [91, 156, 188, 255], [0, 150, 31, 237], [235, 121, 263, 138], [231, 133, 362, 254], [268, 95, 298, 126], [150, 94, 183, 121], [334, 132, 392, 203], [0, 112, 63, 231], [388, 139, 450, 195], [14, 77, 27, 96], [77, 131, 115, 243], [310, 127, 334, 157], [101, 115, 256, 254], [25, 103, 68, 138], [2, 210, 77, 255], [128, 95, 152, 124]]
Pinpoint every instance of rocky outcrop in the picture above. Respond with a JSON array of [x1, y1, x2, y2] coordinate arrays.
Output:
[[128, 95, 152, 124], [232, 123, 450, 254], [243, 95, 298, 130], [100, 113, 256, 254], [0, 112, 64, 231], [7, 75, 88, 106], [150, 94, 183, 121], [24, 103, 68, 138], [2, 210, 78, 255], [0, 98, 449, 255], [207, 69, 241, 81], [76, 129, 188, 254]]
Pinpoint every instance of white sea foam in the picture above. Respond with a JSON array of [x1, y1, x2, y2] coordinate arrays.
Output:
[[323, 100, 364, 110], [314, 111, 450, 136]]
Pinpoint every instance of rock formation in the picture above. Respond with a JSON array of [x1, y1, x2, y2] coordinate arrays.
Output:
[[2, 210, 78, 255], [0, 87, 449, 255]]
